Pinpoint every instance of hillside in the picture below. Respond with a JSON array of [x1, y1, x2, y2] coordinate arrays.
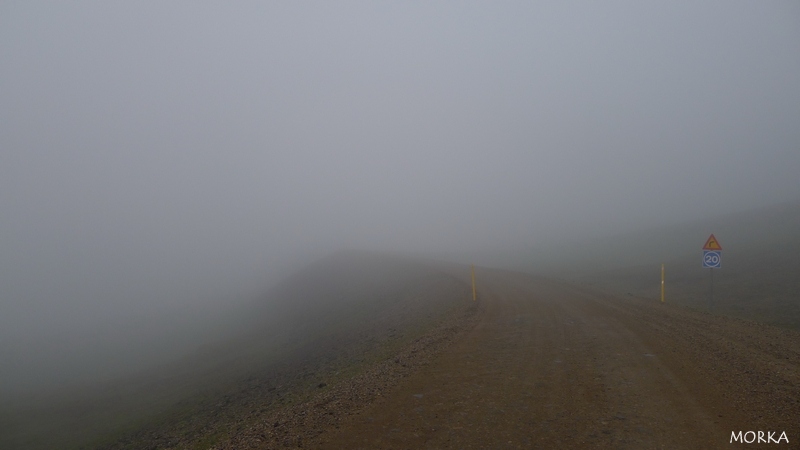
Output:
[[508, 199, 800, 328], [0, 252, 476, 450]]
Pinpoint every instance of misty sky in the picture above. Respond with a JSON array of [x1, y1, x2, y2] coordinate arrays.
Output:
[[2, 2, 799, 338]]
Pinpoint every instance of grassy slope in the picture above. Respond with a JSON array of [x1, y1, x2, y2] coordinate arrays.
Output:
[[508, 200, 800, 328], [0, 251, 472, 450]]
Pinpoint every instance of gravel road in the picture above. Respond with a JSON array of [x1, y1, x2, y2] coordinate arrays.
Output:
[[316, 267, 800, 449]]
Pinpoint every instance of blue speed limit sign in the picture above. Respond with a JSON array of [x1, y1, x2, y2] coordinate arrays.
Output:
[[703, 250, 721, 268]]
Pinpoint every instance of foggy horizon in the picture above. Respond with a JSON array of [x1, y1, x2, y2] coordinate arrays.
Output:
[[2, 1, 799, 386]]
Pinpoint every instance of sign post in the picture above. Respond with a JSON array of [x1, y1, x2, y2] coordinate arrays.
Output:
[[702, 234, 722, 310]]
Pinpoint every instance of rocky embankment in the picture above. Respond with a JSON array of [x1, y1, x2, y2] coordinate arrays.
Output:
[[214, 300, 480, 449]]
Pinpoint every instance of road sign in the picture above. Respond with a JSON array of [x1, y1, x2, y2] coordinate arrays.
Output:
[[702, 235, 722, 310], [703, 250, 721, 268], [702, 234, 722, 250]]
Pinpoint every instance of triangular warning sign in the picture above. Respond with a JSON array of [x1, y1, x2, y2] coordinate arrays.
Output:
[[702, 234, 722, 251]]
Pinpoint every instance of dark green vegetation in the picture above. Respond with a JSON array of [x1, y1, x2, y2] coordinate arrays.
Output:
[[0, 252, 471, 450], [509, 199, 800, 328]]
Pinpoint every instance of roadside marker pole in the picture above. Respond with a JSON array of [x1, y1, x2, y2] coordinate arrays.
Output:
[[471, 265, 476, 302], [661, 264, 665, 303]]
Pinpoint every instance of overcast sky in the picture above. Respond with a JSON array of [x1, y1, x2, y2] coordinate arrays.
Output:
[[2, 1, 799, 337]]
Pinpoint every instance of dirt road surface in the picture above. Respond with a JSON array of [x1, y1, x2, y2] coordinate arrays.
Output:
[[317, 268, 800, 449]]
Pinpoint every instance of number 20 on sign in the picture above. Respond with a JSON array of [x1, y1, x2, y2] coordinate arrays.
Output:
[[703, 251, 721, 268]]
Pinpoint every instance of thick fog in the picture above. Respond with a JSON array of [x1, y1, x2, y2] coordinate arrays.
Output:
[[2, 2, 799, 392]]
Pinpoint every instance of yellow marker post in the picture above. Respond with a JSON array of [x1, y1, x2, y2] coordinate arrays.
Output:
[[661, 263, 665, 303], [471, 265, 477, 302]]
